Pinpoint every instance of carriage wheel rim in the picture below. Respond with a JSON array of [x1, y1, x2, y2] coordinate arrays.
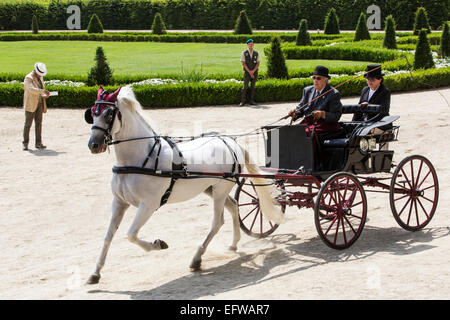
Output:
[[390, 155, 438, 230], [315, 173, 367, 249]]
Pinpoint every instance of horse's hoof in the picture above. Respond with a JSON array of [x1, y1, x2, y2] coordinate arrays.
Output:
[[155, 239, 168, 250], [86, 274, 100, 285], [228, 245, 238, 252], [189, 260, 202, 271]]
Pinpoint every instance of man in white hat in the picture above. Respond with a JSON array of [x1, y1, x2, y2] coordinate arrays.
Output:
[[23, 62, 50, 150]]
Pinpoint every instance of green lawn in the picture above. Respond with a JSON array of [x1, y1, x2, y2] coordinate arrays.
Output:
[[0, 41, 375, 77]]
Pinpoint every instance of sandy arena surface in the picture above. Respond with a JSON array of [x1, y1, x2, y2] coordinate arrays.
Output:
[[0, 87, 449, 300]]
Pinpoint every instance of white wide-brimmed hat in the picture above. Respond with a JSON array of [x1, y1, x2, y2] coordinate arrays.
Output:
[[34, 62, 47, 77]]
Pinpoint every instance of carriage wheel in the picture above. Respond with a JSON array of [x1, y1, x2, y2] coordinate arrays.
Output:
[[390, 155, 439, 231], [234, 178, 285, 238], [314, 172, 367, 249]]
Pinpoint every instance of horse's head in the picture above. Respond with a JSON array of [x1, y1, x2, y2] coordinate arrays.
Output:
[[85, 86, 122, 154]]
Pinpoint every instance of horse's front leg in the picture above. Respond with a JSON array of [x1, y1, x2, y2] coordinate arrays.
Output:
[[127, 201, 169, 252], [87, 198, 129, 284]]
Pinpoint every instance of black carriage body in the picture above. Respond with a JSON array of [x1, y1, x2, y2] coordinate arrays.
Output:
[[263, 104, 399, 180]]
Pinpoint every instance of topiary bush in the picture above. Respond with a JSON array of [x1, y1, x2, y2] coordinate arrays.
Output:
[[413, 7, 431, 35], [324, 8, 340, 35], [87, 14, 103, 34], [234, 10, 252, 34], [354, 12, 370, 41], [296, 19, 312, 46], [267, 37, 288, 79], [31, 15, 39, 34], [151, 13, 167, 35], [383, 15, 397, 49], [87, 46, 114, 86], [440, 22, 449, 58], [414, 29, 435, 70]]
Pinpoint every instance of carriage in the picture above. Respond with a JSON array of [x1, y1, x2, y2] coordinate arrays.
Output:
[[234, 104, 439, 249]]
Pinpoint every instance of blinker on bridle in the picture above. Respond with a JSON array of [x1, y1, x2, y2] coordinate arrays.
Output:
[[85, 90, 122, 145]]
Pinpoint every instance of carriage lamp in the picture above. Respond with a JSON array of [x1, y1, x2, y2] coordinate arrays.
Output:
[[359, 138, 369, 152], [368, 138, 377, 151]]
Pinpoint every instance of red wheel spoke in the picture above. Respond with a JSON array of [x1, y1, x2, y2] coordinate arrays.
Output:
[[398, 197, 412, 217], [343, 215, 357, 234], [239, 202, 257, 207], [421, 184, 436, 192], [324, 216, 338, 235], [400, 167, 414, 190], [341, 217, 347, 244], [394, 194, 410, 202], [414, 198, 420, 227], [333, 217, 341, 245], [410, 159, 415, 188], [414, 160, 424, 187], [416, 170, 431, 190], [394, 182, 410, 191], [260, 208, 263, 234], [406, 198, 414, 225], [249, 208, 260, 232], [342, 177, 350, 201], [416, 198, 430, 220], [420, 195, 435, 204], [241, 188, 257, 200], [242, 205, 258, 222]]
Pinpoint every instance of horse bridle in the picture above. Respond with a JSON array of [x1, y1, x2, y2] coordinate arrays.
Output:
[[85, 91, 122, 144]]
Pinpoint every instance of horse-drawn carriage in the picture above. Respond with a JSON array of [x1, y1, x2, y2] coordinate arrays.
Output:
[[235, 104, 439, 249], [85, 87, 439, 283]]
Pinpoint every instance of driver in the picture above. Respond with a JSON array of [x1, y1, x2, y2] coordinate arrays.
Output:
[[288, 65, 342, 134]]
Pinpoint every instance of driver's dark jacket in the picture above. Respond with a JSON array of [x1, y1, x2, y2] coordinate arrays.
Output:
[[352, 83, 391, 130], [294, 84, 343, 133]]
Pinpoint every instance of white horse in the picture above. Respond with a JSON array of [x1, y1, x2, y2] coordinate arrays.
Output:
[[85, 86, 283, 284]]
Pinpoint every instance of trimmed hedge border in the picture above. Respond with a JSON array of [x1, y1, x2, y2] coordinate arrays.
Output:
[[1, 67, 448, 108], [0, 31, 411, 43]]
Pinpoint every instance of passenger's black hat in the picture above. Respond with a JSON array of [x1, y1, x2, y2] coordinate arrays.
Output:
[[364, 64, 385, 78], [312, 65, 331, 79]]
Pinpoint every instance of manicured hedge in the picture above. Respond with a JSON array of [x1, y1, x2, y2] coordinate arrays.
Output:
[[2, 67, 449, 108], [0, 31, 356, 43], [0, 0, 447, 31], [279, 45, 410, 64]]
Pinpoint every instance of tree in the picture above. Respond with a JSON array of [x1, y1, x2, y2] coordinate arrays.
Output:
[[413, 7, 431, 35], [414, 29, 435, 70], [151, 12, 167, 35], [296, 19, 312, 46], [234, 10, 252, 34], [324, 8, 340, 34], [87, 47, 114, 86], [31, 15, 39, 34], [440, 22, 449, 58], [354, 12, 371, 41], [383, 15, 397, 49], [267, 37, 288, 79], [87, 14, 103, 34]]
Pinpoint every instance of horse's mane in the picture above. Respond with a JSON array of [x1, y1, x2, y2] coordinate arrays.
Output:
[[117, 86, 159, 132]]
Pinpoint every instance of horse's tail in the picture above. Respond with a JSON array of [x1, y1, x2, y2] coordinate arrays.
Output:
[[241, 146, 284, 225]]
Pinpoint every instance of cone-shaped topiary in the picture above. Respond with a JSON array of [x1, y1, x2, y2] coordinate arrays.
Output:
[[267, 37, 288, 79], [87, 14, 103, 34], [383, 15, 397, 49], [31, 15, 39, 34], [151, 12, 167, 35], [414, 29, 435, 70], [296, 19, 312, 46], [324, 8, 340, 35], [413, 7, 431, 35], [354, 12, 370, 41], [87, 47, 114, 86], [440, 22, 449, 58], [234, 10, 253, 34]]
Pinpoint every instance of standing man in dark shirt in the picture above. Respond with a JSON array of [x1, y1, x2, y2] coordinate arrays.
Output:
[[240, 39, 260, 106]]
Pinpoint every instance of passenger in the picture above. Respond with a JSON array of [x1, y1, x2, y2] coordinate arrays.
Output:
[[353, 64, 391, 135], [288, 65, 342, 135]]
